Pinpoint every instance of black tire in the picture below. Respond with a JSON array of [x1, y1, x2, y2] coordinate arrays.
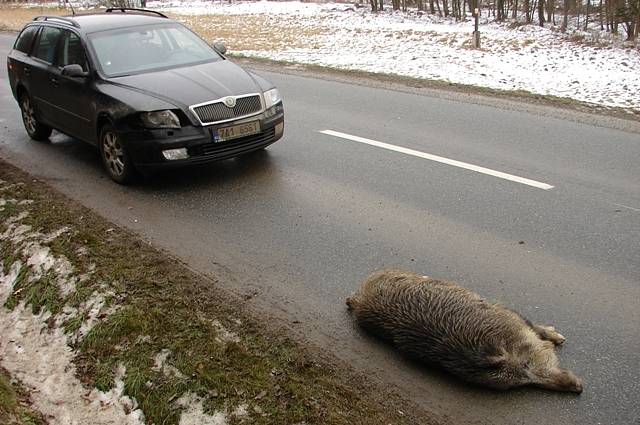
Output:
[[99, 123, 136, 185], [19, 92, 52, 141]]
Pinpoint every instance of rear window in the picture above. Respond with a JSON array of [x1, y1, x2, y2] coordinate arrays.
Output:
[[34, 26, 63, 64], [14, 26, 39, 54]]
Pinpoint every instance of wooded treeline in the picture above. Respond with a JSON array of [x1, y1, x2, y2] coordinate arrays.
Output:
[[368, 0, 640, 40]]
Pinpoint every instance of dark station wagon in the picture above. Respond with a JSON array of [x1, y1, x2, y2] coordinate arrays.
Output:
[[7, 8, 284, 184]]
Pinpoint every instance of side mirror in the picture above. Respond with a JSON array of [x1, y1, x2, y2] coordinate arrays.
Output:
[[212, 42, 227, 55], [61, 64, 88, 78]]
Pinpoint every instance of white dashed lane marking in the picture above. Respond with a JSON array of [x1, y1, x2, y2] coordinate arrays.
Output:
[[320, 129, 555, 191]]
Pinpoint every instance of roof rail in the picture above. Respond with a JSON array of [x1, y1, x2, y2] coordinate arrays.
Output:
[[32, 15, 80, 28], [105, 8, 168, 18]]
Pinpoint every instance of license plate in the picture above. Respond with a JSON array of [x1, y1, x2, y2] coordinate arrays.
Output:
[[213, 121, 260, 143]]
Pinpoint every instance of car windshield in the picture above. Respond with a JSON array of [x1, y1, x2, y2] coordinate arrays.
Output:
[[88, 23, 221, 77]]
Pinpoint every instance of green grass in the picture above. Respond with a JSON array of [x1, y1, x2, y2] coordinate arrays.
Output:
[[0, 161, 434, 424]]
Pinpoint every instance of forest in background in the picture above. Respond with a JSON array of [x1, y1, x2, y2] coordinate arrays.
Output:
[[1, 0, 638, 41]]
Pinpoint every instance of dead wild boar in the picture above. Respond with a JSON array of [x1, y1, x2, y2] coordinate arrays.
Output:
[[346, 269, 583, 393]]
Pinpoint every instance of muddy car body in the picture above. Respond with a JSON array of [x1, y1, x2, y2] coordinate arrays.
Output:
[[7, 9, 284, 183]]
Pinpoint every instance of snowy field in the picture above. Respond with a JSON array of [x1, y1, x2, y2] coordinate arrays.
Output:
[[150, 0, 639, 112]]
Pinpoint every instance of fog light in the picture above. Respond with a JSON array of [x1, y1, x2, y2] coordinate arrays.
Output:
[[275, 122, 284, 139], [162, 148, 188, 160]]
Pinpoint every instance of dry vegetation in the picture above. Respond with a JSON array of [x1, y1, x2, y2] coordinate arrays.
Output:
[[0, 6, 70, 31], [174, 14, 327, 51], [0, 6, 325, 52]]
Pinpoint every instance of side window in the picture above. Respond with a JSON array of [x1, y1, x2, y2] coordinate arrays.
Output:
[[14, 26, 39, 54], [57, 30, 88, 71], [34, 26, 63, 64]]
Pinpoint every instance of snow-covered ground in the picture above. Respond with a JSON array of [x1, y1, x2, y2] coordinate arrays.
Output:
[[152, 0, 640, 111]]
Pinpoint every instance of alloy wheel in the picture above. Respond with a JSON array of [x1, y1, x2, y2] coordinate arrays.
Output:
[[102, 131, 126, 176], [21, 96, 37, 135]]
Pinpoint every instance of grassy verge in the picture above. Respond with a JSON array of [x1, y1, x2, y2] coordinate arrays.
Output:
[[0, 161, 436, 424]]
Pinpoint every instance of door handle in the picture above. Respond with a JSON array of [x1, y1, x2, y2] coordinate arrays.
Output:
[[24, 67, 30, 76], [50, 77, 58, 86]]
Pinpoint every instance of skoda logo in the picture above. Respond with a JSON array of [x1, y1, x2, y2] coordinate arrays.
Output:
[[223, 96, 236, 108]]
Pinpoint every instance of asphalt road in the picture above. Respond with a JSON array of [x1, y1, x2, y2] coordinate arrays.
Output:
[[2, 33, 639, 424]]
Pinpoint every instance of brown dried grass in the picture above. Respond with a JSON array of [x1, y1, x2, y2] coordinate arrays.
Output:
[[0, 6, 70, 31], [0, 5, 325, 53], [172, 13, 326, 51]]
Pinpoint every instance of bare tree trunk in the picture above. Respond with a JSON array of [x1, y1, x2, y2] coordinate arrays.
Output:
[[599, 0, 604, 29], [435, 0, 443, 15], [524, 0, 531, 22], [561, 0, 569, 31], [497, 0, 504, 20], [584, 0, 590, 30], [538, 0, 545, 25]]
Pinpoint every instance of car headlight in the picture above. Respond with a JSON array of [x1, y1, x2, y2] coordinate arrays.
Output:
[[141, 110, 181, 129], [263, 88, 281, 109]]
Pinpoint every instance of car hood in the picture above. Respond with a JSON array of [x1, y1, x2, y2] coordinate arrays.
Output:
[[109, 60, 265, 109]]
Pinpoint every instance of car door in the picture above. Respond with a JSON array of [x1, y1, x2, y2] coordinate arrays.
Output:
[[29, 25, 64, 129], [7, 25, 40, 100], [51, 29, 95, 143]]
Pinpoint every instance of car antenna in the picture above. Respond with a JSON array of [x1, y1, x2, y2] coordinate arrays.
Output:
[[65, 0, 76, 16]]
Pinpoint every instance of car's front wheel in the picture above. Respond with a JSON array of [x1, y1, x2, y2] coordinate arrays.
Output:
[[20, 93, 52, 141], [99, 124, 136, 184]]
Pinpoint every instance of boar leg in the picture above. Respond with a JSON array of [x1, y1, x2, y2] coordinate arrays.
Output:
[[531, 324, 566, 345]]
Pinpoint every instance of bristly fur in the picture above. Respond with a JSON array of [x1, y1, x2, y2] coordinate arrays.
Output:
[[347, 269, 582, 393]]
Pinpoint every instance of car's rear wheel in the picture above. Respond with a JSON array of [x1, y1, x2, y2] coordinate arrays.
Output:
[[99, 124, 136, 184], [20, 93, 52, 141]]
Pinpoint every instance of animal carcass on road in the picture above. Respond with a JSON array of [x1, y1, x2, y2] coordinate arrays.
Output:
[[347, 269, 583, 393]]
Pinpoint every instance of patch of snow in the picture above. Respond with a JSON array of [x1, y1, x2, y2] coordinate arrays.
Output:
[[176, 392, 228, 425], [2, 223, 32, 244], [75, 292, 107, 338], [152, 348, 186, 379], [1, 200, 142, 425], [88, 364, 146, 423], [233, 403, 249, 418], [0, 182, 26, 192], [24, 243, 57, 279], [76, 246, 90, 256], [156, 1, 639, 110], [135, 335, 152, 344], [0, 261, 23, 301], [43, 226, 71, 243], [0, 301, 145, 425], [6, 211, 29, 225], [211, 319, 241, 344]]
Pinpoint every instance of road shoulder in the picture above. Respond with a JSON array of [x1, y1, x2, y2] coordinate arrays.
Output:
[[0, 160, 445, 425]]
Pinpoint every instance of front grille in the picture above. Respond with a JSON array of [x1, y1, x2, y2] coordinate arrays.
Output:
[[187, 128, 276, 159], [192, 95, 262, 124]]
